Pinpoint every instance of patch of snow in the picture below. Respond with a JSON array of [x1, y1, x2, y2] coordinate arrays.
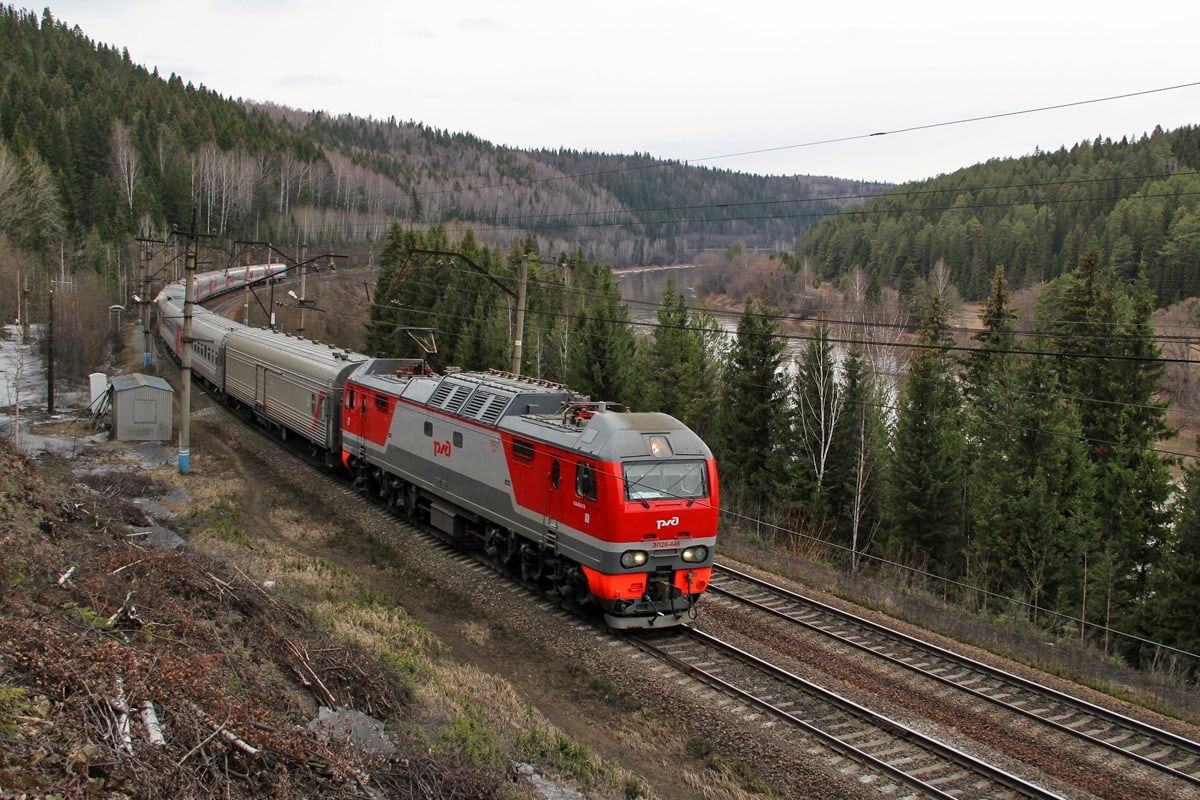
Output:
[[1, 324, 103, 456], [308, 707, 397, 756], [128, 523, 185, 550], [513, 762, 585, 800], [0, 324, 46, 409]]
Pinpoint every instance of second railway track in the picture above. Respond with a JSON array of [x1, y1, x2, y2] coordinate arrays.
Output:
[[629, 626, 1064, 800], [707, 562, 1200, 794]]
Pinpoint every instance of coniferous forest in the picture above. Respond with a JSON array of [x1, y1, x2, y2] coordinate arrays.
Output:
[[3, 4, 1200, 684]]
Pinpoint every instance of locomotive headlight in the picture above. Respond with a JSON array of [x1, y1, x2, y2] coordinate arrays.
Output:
[[681, 545, 709, 563], [620, 550, 649, 569]]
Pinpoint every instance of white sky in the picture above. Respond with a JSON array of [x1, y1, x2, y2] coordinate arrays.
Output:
[[39, 1, 1200, 183]]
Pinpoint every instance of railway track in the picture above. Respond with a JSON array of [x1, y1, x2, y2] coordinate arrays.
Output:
[[186, 354, 1197, 798], [709, 562, 1200, 792], [230, 414, 1059, 797], [628, 626, 1064, 800]]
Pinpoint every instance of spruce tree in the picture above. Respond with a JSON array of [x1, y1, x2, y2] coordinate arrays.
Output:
[[1045, 249, 1174, 647], [887, 290, 967, 576], [961, 265, 1017, 405], [679, 302, 726, 443], [717, 297, 789, 509], [826, 339, 887, 569], [638, 278, 698, 417], [565, 259, 635, 403], [965, 350, 1093, 617], [1142, 462, 1200, 675]]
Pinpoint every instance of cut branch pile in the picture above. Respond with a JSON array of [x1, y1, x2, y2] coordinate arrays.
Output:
[[0, 444, 502, 798]]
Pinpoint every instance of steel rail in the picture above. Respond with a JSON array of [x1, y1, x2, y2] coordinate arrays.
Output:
[[631, 626, 1064, 800], [711, 562, 1200, 787]]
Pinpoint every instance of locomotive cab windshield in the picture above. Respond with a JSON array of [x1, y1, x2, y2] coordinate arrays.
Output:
[[623, 459, 709, 503]]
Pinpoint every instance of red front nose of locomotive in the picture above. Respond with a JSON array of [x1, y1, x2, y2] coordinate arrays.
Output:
[[580, 446, 719, 628]]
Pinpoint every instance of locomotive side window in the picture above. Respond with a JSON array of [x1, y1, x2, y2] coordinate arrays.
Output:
[[624, 460, 708, 502], [550, 459, 560, 488], [453, 432, 463, 448], [424, 421, 433, 437], [375, 394, 388, 412], [512, 439, 535, 463], [346, 389, 355, 410], [575, 461, 597, 502]]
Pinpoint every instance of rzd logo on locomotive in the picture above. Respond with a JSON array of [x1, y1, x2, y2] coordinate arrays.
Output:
[[433, 440, 453, 457], [656, 516, 680, 530]]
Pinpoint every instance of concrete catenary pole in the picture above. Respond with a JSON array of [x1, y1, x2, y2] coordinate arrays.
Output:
[[178, 214, 197, 474], [510, 253, 529, 375], [46, 283, 54, 415], [140, 240, 152, 366]]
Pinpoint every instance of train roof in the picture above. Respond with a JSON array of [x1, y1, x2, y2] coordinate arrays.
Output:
[[349, 361, 712, 460], [227, 327, 368, 383], [350, 361, 572, 426]]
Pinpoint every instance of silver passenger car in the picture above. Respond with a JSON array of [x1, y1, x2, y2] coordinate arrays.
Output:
[[223, 326, 367, 458]]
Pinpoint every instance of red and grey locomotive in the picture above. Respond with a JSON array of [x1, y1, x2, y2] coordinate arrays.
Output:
[[341, 360, 719, 628], [155, 267, 719, 628]]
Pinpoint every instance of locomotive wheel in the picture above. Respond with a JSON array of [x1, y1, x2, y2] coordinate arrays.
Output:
[[352, 461, 369, 492], [498, 530, 518, 565], [566, 565, 591, 605], [403, 483, 422, 520], [519, 543, 545, 583], [484, 526, 503, 562]]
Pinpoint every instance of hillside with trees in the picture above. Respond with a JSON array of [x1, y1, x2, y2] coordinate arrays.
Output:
[[0, 4, 879, 388], [793, 127, 1200, 303], [0, 6, 875, 279]]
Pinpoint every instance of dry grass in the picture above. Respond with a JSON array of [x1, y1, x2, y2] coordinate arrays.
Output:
[[168, 451, 663, 799]]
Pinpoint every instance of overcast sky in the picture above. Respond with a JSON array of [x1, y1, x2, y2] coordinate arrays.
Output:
[[41, 1, 1200, 184]]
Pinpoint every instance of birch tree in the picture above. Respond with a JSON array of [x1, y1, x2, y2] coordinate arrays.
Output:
[[793, 319, 843, 501], [111, 120, 139, 216]]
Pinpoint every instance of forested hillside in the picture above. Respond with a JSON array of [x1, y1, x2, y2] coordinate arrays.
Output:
[[795, 127, 1200, 302], [0, 4, 872, 287]]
